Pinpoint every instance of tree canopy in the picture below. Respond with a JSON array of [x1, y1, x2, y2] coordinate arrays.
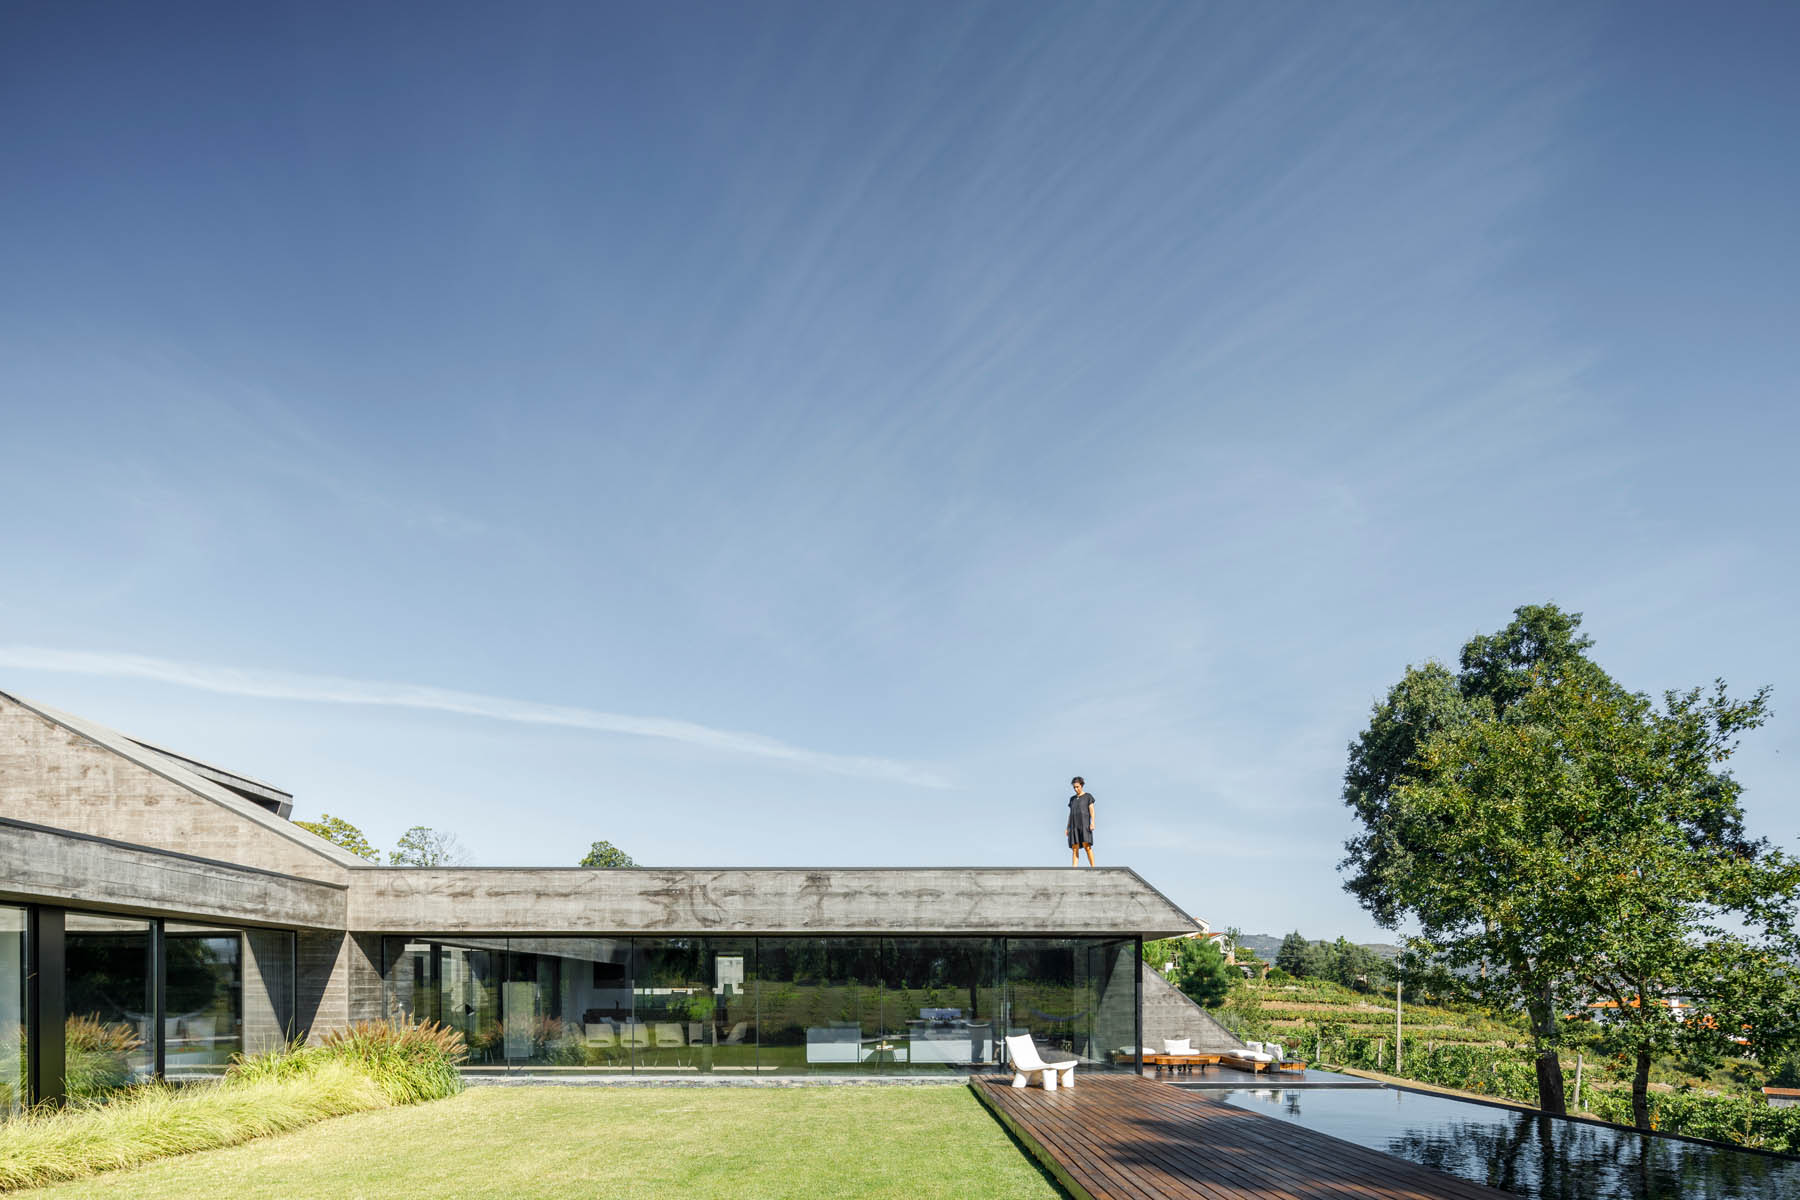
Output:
[[1144, 937, 1234, 1008], [579, 840, 637, 868], [389, 825, 468, 867], [1275, 931, 1389, 990], [292, 814, 378, 861], [1340, 603, 1794, 1120]]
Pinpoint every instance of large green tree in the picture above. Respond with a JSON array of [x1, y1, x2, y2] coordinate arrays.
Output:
[[1343, 604, 1610, 1113], [1344, 604, 1794, 1121], [292, 814, 378, 861]]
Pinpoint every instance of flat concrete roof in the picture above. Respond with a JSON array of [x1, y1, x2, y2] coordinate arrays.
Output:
[[349, 865, 1200, 938]]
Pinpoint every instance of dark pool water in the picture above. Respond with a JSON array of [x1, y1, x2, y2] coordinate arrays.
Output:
[[1221, 1086, 1800, 1200]]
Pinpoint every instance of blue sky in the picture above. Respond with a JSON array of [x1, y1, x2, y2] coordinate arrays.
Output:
[[2, 2, 1795, 942]]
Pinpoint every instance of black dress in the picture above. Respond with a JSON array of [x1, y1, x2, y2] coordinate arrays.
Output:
[[1067, 792, 1094, 848]]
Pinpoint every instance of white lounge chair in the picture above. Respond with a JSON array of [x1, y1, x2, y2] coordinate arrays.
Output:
[[1005, 1034, 1077, 1091]]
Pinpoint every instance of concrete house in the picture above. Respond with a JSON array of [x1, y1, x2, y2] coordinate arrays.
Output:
[[0, 689, 1205, 1107]]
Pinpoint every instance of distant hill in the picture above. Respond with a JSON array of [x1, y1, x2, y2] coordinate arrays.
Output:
[[1232, 933, 1402, 962]]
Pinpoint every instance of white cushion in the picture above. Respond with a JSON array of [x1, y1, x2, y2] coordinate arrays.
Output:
[[1245, 1041, 1264, 1055], [1160, 1038, 1193, 1055]]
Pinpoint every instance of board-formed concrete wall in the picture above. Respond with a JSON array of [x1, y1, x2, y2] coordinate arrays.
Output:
[[0, 818, 347, 930], [348, 866, 1199, 938], [0, 696, 353, 884], [1140, 965, 1245, 1052]]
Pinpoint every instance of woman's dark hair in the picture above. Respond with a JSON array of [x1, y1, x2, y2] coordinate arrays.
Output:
[[1071, 776, 1084, 787]]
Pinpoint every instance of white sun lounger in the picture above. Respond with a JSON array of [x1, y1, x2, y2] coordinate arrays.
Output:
[[1004, 1034, 1077, 1090]]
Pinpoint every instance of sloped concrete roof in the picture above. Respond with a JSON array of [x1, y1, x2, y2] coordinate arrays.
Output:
[[0, 690, 369, 870]]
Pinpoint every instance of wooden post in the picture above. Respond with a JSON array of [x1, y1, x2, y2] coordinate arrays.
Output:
[[1574, 1053, 1584, 1111], [1394, 981, 1403, 1076], [1378, 1037, 1386, 1070]]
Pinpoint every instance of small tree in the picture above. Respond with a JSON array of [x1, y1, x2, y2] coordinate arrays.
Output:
[[580, 840, 637, 868], [1167, 938, 1234, 1008], [390, 826, 468, 866], [293, 814, 378, 861], [1275, 932, 1311, 977]]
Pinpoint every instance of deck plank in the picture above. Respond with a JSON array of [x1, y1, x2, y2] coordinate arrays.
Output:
[[973, 1073, 1514, 1200]]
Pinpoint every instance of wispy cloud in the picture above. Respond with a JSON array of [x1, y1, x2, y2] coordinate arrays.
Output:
[[0, 647, 951, 789]]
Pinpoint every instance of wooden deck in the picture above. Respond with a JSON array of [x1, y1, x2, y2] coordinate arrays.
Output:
[[973, 1073, 1513, 1200]]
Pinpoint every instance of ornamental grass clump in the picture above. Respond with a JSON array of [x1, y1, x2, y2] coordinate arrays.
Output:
[[0, 1019, 467, 1192], [0, 1063, 383, 1191], [225, 1019, 466, 1104], [315, 1019, 467, 1104]]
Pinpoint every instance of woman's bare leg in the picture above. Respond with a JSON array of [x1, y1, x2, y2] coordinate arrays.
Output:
[[1084, 845, 1096, 867], [1071, 846, 1080, 867]]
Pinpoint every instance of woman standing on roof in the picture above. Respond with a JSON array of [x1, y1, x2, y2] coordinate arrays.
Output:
[[1067, 776, 1094, 867]]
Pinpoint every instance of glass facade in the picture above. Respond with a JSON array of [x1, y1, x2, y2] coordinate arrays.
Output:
[[0, 909, 301, 1110], [0, 907, 24, 1116], [64, 914, 156, 1097], [163, 923, 243, 1076], [381, 935, 1137, 1075]]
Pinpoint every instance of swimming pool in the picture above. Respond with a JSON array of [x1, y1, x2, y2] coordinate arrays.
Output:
[[1219, 1086, 1800, 1200]]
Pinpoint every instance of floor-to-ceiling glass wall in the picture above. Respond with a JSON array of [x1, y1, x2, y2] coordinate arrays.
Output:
[[0, 907, 25, 1115], [64, 914, 155, 1098], [380, 934, 1137, 1077], [757, 937, 884, 1074], [881, 938, 1001, 1073], [633, 938, 708, 1071], [501, 938, 631, 1070], [1004, 937, 1137, 1067], [162, 923, 243, 1078], [436, 939, 503, 1068]]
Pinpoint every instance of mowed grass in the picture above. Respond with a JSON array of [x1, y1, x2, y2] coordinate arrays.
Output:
[[23, 1085, 1066, 1199]]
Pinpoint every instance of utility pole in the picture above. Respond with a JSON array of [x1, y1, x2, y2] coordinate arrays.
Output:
[[1394, 978, 1404, 1076]]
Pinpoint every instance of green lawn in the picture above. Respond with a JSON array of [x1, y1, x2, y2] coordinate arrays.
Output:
[[23, 1085, 1065, 1199]]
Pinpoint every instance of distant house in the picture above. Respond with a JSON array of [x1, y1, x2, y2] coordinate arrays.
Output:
[[1764, 1088, 1800, 1109]]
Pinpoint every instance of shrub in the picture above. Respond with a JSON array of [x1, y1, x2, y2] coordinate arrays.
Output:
[[1585, 1090, 1800, 1154]]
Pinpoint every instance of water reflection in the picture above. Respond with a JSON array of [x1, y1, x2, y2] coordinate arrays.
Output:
[[1224, 1088, 1800, 1200]]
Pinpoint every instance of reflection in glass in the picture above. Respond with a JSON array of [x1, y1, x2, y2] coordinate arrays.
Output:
[[65, 914, 155, 1098], [634, 939, 709, 1071], [758, 938, 884, 1074], [438, 940, 503, 1067], [377, 934, 1139, 1077], [702, 939, 757, 1073], [884, 938, 1000, 1073], [501, 938, 631, 1069], [0, 907, 24, 1114], [384, 940, 437, 1024], [1004, 938, 1136, 1066], [163, 923, 243, 1077]]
